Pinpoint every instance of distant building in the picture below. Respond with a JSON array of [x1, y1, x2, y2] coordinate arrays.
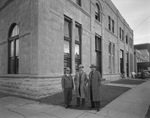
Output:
[[134, 43, 150, 61], [0, 0, 134, 99], [134, 43, 150, 72]]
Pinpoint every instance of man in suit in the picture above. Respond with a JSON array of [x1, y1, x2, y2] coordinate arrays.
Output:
[[74, 64, 88, 107], [61, 67, 74, 108], [89, 64, 101, 112]]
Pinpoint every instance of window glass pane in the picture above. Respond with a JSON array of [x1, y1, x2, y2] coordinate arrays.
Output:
[[11, 25, 19, 37], [108, 16, 111, 30], [120, 28, 121, 39], [97, 38, 101, 50], [75, 44, 80, 59], [16, 39, 19, 56], [120, 50, 123, 58], [64, 20, 71, 38], [109, 42, 111, 54], [10, 57, 14, 74], [122, 30, 124, 40], [64, 59, 71, 70], [95, 4, 99, 13], [16, 57, 19, 74], [113, 44, 115, 55], [95, 4, 100, 21], [112, 20, 114, 33], [64, 40, 70, 57], [109, 55, 111, 69], [95, 36, 101, 51], [10, 41, 14, 57]]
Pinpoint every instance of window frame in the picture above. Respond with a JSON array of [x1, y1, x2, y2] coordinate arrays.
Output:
[[95, 3, 100, 22], [108, 42, 111, 73], [112, 43, 115, 73], [119, 27, 122, 39], [122, 29, 124, 41], [108, 16, 111, 31], [8, 24, 19, 74], [112, 20, 115, 33], [64, 16, 72, 72], [126, 34, 128, 44], [75, 22, 82, 70]]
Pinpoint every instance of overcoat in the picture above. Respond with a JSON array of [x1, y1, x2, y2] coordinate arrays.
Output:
[[88, 70, 101, 101], [74, 71, 88, 98]]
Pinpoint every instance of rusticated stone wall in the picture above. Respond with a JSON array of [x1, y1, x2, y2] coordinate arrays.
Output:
[[0, 75, 62, 99]]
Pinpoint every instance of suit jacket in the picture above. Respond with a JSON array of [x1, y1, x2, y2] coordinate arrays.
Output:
[[89, 70, 101, 101], [74, 71, 88, 98], [61, 74, 74, 89]]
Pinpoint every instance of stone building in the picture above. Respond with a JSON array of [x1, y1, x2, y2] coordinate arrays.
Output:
[[0, 0, 134, 99]]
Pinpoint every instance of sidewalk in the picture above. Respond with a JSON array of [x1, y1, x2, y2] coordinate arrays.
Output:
[[0, 80, 150, 118]]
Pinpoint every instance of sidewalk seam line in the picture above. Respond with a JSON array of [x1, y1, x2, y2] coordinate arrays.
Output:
[[40, 112, 61, 118], [75, 111, 86, 118], [8, 109, 25, 118]]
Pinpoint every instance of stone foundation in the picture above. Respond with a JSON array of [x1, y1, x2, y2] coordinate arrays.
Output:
[[103, 74, 121, 81], [0, 75, 62, 99]]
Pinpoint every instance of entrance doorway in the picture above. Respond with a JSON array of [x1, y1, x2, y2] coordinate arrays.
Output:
[[120, 49, 124, 75], [126, 52, 129, 77]]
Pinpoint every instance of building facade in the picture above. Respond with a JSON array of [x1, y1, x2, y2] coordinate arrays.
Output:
[[0, 0, 134, 99], [134, 43, 150, 72]]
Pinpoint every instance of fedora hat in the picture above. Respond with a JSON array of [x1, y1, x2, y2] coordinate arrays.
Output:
[[78, 64, 84, 68], [90, 64, 96, 68], [65, 67, 70, 71]]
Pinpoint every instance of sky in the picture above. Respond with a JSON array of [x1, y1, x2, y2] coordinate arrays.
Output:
[[111, 0, 150, 45]]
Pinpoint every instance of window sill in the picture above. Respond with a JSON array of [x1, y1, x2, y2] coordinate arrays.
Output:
[[95, 19, 102, 26]]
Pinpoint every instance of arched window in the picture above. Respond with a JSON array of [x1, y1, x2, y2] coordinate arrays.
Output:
[[8, 23, 19, 74], [95, 3, 101, 22]]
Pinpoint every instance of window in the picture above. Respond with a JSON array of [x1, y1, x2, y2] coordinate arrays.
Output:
[[112, 44, 115, 73], [126, 34, 128, 44], [108, 16, 115, 33], [64, 17, 72, 71], [95, 35, 102, 73], [119, 27, 124, 41], [112, 20, 115, 33], [108, 42, 111, 73], [8, 23, 19, 74], [75, 23, 82, 70], [108, 16, 111, 31], [76, 0, 81, 6], [122, 30, 124, 41], [120, 49, 124, 74], [108, 42, 115, 73], [95, 3, 100, 22], [119, 27, 121, 39], [95, 36, 101, 51]]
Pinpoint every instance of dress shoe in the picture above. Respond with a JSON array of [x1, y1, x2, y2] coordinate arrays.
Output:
[[65, 105, 69, 108]]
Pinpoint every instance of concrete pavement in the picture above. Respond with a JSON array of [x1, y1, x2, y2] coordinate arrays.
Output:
[[0, 80, 150, 118], [105, 83, 136, 88]]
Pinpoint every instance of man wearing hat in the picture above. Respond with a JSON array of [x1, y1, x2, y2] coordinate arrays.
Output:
[[89, 64, 101, 111], [61, 67, 74, 108], [74, 64, 88, 107]]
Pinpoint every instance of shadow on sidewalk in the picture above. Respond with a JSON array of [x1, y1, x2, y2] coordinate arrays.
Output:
[[38, 85, 131, 110], [38, 92, 93, 110]]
